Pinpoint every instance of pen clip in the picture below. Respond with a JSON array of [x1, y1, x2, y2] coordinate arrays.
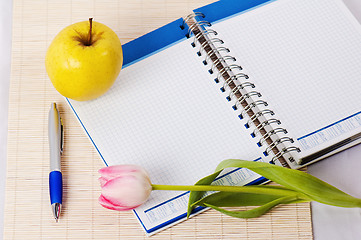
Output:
[[60, 118, 64, 155]]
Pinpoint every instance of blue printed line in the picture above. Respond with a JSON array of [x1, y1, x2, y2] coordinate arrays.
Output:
[[68, 93, 204, 235], [66, 98, 108, 167], [144, 191, 189, 213], [145, 157, 263, 213], [139, 206, 206, 234], [297, 111, 361, 140], [140, 156, 268, 234], [246, 176, 268, 186], [142, 157, 266, 226], [214, 157, 262, 181], [133, 209, 148, 233]]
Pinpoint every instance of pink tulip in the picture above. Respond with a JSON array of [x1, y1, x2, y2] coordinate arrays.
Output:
[[98, 165, 152, 211]]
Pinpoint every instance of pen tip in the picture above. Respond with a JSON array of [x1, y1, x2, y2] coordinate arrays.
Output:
[[51, 203, 61, 223]]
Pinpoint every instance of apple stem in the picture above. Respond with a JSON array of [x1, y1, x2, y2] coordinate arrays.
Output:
[[87, 18, 93, 46]]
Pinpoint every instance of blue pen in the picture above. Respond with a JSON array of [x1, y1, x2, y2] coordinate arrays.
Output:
[[48, 103, 63, 222]]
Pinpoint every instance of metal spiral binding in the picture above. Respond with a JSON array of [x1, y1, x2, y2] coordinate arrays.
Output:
[[272, 147, 301, 163], [223, 73, 249, 85], [246, 110, 275, 129], [211, 56, 236, 70], [232, 91, 262, 110], [203, 46, 229, 59], [252, 118, 281, 138], [187, 21, 211, 38], [217, 64, 242, 79], [182, 12, 205, 29], [193, 29, 218, 48], [257, 127, 286, 146], [184, 13, 301, 166], [200, 38, 223, 50], [240, 100, 268, 119], [264, 137, 294, 156]]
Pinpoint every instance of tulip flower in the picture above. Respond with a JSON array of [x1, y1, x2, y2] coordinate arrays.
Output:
[[98, 160, 361, 219], [98, 165, 152, 210]]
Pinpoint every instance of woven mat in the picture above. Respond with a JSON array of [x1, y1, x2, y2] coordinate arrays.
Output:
[[4, 0, 312, 239]]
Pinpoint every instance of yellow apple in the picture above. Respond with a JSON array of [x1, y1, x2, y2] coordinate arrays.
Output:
[[45, 18, 123, 101]]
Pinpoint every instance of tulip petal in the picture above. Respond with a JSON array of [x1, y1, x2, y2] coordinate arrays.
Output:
[[99, 195, 139, 211], [98, 164, 152, 211], [101, 175, 152, 209], [98, 177, 108, 187], [98, 164, 149, 181]]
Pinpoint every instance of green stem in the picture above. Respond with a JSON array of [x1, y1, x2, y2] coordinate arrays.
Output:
[[151, 184, 301, 196]]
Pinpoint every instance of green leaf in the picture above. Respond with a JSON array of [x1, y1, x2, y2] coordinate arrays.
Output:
[[191, 185, 308, 207], [187, 171, 222, 218], [215, 159, 361, 208], [204, 195, 298, 218]]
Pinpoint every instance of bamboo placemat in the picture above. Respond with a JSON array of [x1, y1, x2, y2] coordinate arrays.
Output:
[[4, 0, 312, 239]]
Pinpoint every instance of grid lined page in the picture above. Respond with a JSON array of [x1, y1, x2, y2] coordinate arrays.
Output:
[[211, 0, 361, 158], [69, 38, 264, 232]]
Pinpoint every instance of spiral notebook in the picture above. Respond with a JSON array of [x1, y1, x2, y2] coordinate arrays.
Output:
[[68, 0, 361, 235]]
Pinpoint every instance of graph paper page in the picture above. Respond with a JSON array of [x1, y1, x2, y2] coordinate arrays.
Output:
[[68, 37, 266, 233], [211, 0, 361, 159]]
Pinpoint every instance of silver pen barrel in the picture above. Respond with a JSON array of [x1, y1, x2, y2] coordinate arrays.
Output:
[[48, 103, 62, 172]]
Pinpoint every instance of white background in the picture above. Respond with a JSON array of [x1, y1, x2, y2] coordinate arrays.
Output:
[[0, 0, 361, 239]]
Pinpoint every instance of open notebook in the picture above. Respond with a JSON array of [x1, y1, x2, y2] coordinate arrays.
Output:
[[68, 0, 361, 235]]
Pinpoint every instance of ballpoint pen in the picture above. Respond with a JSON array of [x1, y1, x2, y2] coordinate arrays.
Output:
[[48, 103, 64, 222]]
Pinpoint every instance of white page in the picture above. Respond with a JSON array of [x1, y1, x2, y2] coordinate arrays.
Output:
[[210, 0, 361, 160], [68, 37, 267, 234]]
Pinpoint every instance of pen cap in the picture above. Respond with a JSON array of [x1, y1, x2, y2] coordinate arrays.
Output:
[[49, 171, 63, 204]]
